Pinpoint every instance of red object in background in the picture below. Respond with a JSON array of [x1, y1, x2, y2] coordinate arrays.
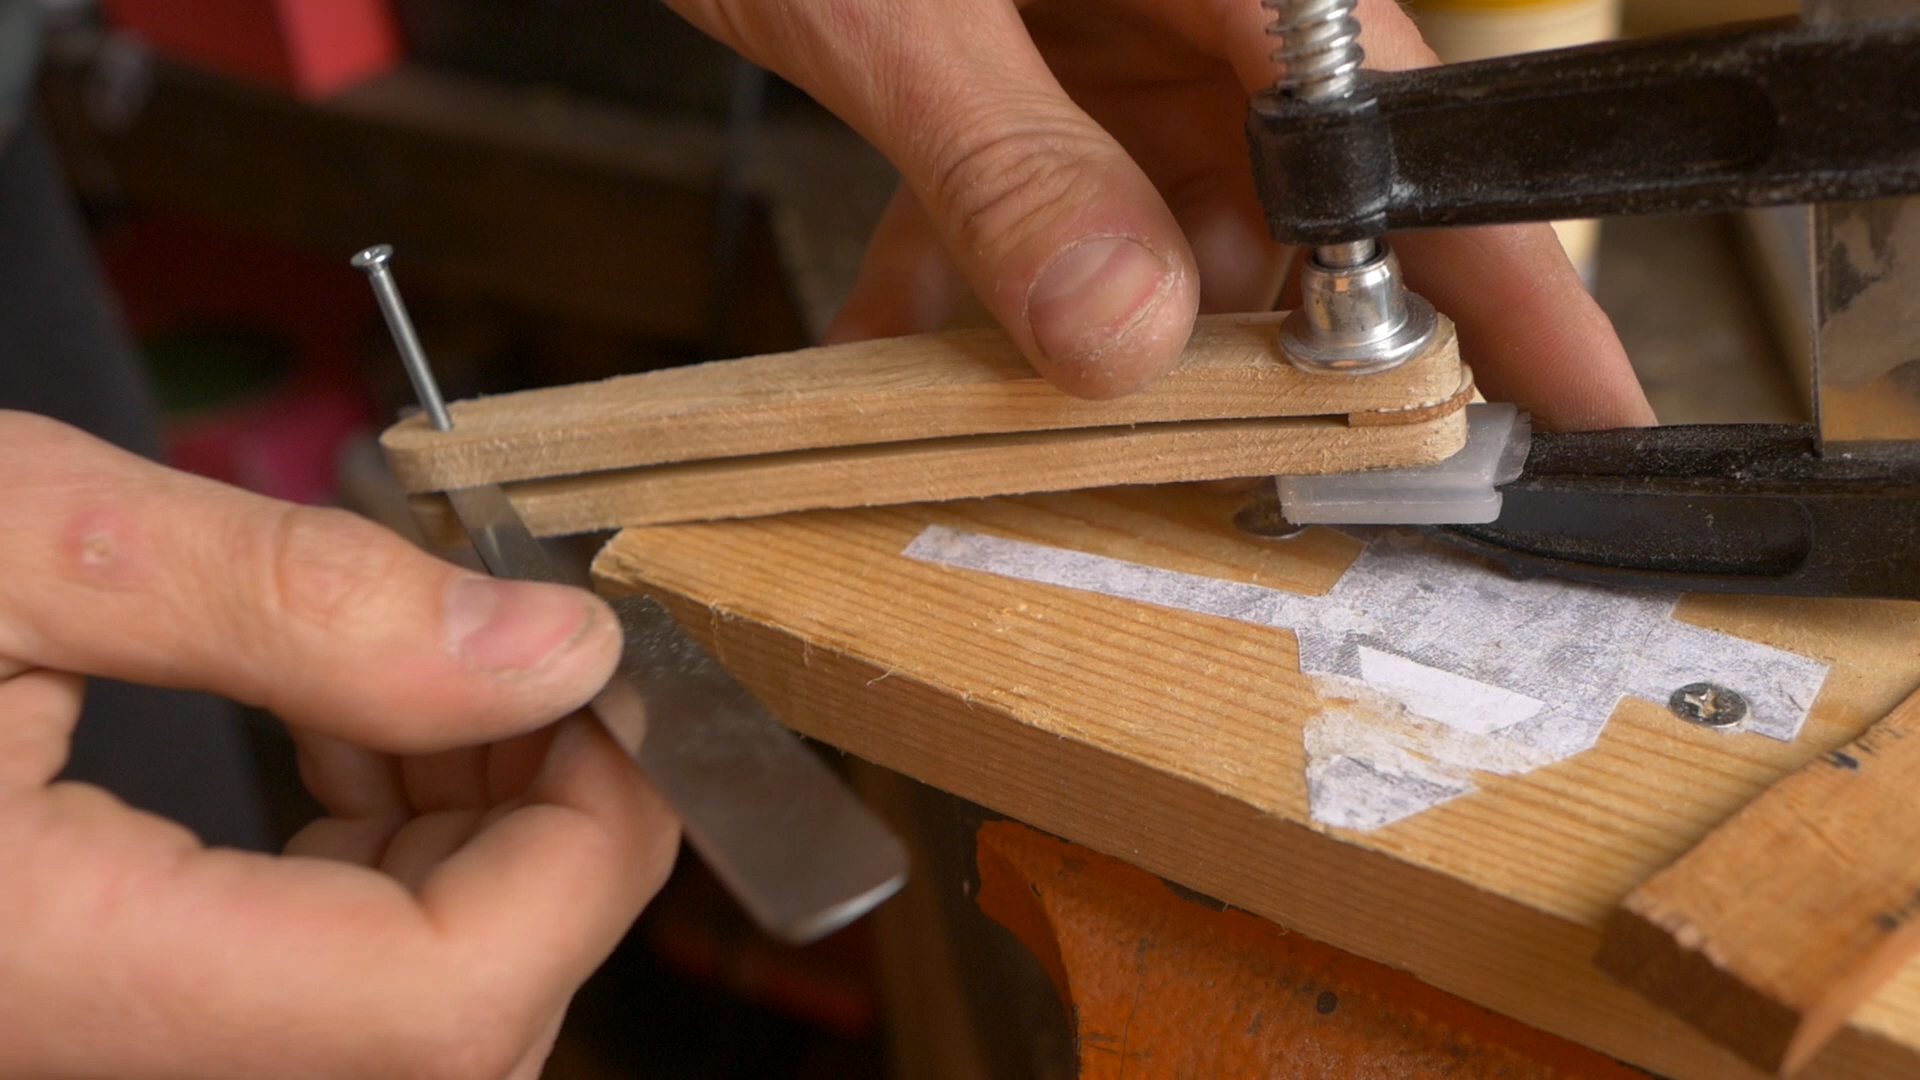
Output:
[[103, 0, 402, 98], [163, 383, 370, 508], [641, 858, 882, 1038], [95, 213, 378, 506]]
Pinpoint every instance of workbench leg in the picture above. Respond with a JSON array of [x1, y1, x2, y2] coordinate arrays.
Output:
[[849, 763, 1076, 1080]]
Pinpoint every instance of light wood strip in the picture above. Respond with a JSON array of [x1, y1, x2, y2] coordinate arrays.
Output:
[[1599, 685, 1920, 1074], [381, 313, 1465, 493], [410, 409, 1467, 541]]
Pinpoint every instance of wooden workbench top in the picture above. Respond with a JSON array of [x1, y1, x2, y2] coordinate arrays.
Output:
[[592, 486, 1920, 1080]]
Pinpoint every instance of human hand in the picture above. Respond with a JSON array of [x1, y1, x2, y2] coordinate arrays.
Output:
[[665, 0, 1653, 430], [0, 412, 679, 1079]]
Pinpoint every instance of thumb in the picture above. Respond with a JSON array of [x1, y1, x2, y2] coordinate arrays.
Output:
[[0, 412, 621, 753], [678, 0, 1199, 397]]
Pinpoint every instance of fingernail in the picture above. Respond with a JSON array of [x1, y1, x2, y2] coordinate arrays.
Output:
[[1027, 237, 1170, 366], [445, 575, 595, 674]]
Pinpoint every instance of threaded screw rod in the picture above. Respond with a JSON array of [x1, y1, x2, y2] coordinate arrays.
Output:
[[1264, 0, 1365, 104]]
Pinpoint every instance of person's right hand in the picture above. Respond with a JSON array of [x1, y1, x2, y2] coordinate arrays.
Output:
[[0, 411, 680, 1080], [665, 0, 1655, 432]]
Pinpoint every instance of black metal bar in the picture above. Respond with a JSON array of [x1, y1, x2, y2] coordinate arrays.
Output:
[[1432, 425, 1920, 599], [1248, 16, 1920, 245]]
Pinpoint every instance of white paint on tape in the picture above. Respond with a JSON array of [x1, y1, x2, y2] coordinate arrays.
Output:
[[903, 525, 1832, 830], [1303, 677, 1562, 831], [1354, 646, 1544, 736]]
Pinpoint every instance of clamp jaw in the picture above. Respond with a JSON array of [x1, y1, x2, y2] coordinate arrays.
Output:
[[1246, 7, 1920, 598]]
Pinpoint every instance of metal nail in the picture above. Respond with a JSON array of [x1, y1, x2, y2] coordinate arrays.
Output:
[[1668, 682, 1749, 728], [351, 244, 454, 432]]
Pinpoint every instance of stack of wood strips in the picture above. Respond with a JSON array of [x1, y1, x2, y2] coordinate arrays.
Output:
[[381, 312, 1472, 539]]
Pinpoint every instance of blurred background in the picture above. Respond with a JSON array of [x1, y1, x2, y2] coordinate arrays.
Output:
[[21, 0, 1808, 1076]]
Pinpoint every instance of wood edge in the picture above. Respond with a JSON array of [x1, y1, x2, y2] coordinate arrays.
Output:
[[1595, 900, 1801, 1073], [1786, 912, 1920, 1075], [1348, 363, 1476, 427], [379, 419, 439, 493], [1597, 689, 1920, 1076], [408, 492, 463, 548]]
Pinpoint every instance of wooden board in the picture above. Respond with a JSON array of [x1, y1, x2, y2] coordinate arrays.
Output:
[[408, 409, 1467, 541], [380, 313, 1468, 493], [1598, 685, 1920, 1075], [590, 487, 1920, 1080]]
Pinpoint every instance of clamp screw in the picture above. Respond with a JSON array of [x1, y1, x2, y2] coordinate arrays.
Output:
[[1263, 0, 1438, 375], [1263, 0, 1364, 103]]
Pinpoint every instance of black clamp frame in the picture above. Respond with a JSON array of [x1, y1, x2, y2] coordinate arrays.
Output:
[[1243, 15, 1920, 599], [1246, 16, 1920, 245]]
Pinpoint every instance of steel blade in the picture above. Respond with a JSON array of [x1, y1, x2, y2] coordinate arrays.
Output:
[[445, 484, 907, 943]]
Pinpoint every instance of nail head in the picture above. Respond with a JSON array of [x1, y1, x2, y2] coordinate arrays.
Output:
[[351, 243, 394, 271]]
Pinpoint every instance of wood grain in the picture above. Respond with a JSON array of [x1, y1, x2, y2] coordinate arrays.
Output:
[[380, 313, 1467, 493], [1598, 686, 1920, 1075], [590, 487, 1920, 1080], [408, 409, 1467, 541]]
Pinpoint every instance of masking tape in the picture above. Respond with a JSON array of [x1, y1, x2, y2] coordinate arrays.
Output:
[[904, 525, 1830, 830]]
